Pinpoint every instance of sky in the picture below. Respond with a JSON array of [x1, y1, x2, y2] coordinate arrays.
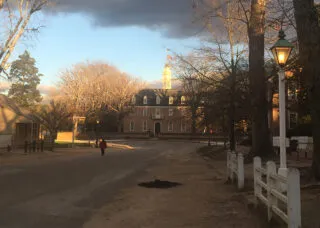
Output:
[[8, 0, 204, 91]]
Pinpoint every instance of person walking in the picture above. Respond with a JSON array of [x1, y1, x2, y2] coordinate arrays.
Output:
[[99, 139, 107, 156]]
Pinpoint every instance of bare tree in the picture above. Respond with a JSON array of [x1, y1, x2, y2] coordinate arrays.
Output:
[[293, 0, 320, 179], [30, 100, 72, 151], [172, 53, 212, 134], [59, 61, 145, 132], [0, 0, 49, 77]]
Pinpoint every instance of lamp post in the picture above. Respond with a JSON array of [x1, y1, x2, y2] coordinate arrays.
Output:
[[270, 30, 294, 177], [95, 120, 100, 147]]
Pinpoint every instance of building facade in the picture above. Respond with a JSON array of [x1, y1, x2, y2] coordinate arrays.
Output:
[[123, 58, 192, 135], [0, 95, 40, 148], [123, 89, 192, 135]]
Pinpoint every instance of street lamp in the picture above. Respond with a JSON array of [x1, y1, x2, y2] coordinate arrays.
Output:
[[96, 120, 100, 145], [270, 30, 294, 178]]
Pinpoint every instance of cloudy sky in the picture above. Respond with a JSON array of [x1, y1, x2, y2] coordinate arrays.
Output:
[[10, 0, 203, 92]]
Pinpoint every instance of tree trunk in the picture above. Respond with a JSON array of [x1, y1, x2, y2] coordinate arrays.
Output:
[[229, 62, 236, 151], [117, 115, 123, 133], [0, 0, 4, 10], [293, 0, 320, 180], [50, 132, 57, 152], [191, 107, 197, 135], [248, 0, 273, 158], [0, 14, 31, 74]]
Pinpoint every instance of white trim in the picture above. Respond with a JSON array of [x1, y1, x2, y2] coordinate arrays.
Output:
[[143, 96, 148, 105], [169, 96, 174, 105], [156, 96, 161, 105], [155, 108, 161, 119]]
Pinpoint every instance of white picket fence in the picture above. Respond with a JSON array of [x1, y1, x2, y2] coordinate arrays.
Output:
[[272, 136, 290, 148], [227, 151, 244, 190], [253, 157, 301, 228]]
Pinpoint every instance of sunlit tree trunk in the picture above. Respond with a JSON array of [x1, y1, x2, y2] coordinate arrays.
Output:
[[293, 0, 320, 179], [248, 0, 273, 157]]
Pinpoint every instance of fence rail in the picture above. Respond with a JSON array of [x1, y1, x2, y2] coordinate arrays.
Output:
[[227, 151, 244, 190], [253, 157, 301, 228]]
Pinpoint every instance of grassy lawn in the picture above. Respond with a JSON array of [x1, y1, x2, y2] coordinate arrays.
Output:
[[54, 141, 93, 148]]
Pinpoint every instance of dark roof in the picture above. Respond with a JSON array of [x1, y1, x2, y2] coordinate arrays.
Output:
[[134, 89, 186, 106]]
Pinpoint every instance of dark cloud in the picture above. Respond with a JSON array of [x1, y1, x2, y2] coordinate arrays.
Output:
[[53, 0, 203, 38]]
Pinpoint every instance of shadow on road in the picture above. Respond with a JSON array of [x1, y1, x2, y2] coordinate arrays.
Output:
[[138, 179, 182, 189]]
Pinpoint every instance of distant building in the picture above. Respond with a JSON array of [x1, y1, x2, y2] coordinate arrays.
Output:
[[0, 95, 40, 149], [123, 56, 193, 135]]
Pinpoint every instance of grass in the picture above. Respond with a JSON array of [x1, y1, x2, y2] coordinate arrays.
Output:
[[54, 141, 93, 148]]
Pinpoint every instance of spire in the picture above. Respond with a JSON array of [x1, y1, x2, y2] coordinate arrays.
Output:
[[162, 48, 172, 90]]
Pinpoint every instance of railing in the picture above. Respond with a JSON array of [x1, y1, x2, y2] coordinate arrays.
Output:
[[272, 136, 290, 148], [253, 157, 301, 228], [291, 136, 313, 159], [227, 151, 244, 190]]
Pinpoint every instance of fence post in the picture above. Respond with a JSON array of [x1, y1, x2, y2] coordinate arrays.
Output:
[[231, 152, 236, 183], [287, 168, 301, 228], [266, 161, 277, 221], [237, 153, 244, 190], [253, 157, 262, 206]]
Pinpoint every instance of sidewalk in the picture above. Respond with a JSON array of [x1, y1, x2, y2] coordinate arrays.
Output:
[[83, 146, 265, 228]]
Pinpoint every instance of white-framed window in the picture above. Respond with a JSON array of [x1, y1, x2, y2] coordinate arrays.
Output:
[[156, 96, 161, 105], [132, 96, 136, 104], [169, 96, 174, 105], [130, 121, 135, 132], [143, 108, 148, 117], [168, 121, 173, 132], [143, 96, 148, 105], [143, 120, 148, 131], [181, 96, 186, 105], [169, 108, 173, 116], [181, 121, 187, 132]]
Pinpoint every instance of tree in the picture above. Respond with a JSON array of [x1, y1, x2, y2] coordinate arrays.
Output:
[[247, 0, 273, 158], [31, 100, 72, 151], [59, 61, 144, 132], [193, 0, 275, 155], [0, 0, 49, 77], [293, 0, 320, 179], [8, 51, 42, 107], [172, 53, 212, 134]]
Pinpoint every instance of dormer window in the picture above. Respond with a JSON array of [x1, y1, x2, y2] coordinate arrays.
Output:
[[169, 96, 174, 105], [181, 96, 186, 105], [156, 96, 161, 105], [143, 96, 148, 105]]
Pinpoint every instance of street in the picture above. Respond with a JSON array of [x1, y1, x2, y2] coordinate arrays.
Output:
[[0, 141, 262, 228], [0, 141, 173, 228]]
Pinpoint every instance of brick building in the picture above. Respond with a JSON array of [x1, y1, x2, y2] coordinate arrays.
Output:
[[123, 60, 192, 135]]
